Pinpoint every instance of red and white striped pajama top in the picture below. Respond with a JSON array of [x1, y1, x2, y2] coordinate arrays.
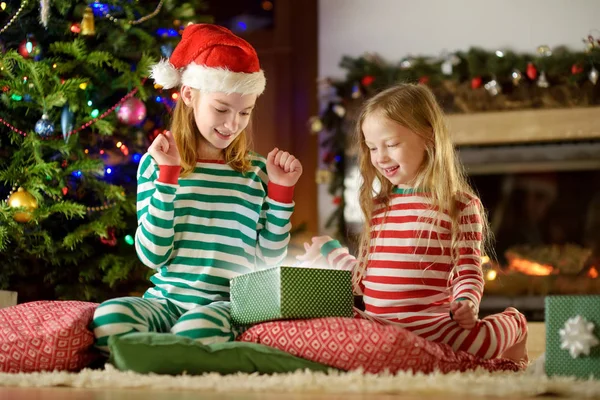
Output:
[[320, 186, 527, 359]]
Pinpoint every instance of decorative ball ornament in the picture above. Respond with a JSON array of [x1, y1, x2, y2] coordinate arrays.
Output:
[[309, 117, 323, 133], [589, 67, 599, 85], [315, 169, 333, 184], [536, 45, 553, 57], [117, 98, 147, 126], [526, 63, 538, 80], [361, 75, 375, 87], [471, 76, 482, 89], [34, 114, 55, 136], [559, 315, 599, 359], [511, 69, 522, 86], [571, 64, 584, 75], [8, 187, 38, 223], [333, 105, 346, 118]]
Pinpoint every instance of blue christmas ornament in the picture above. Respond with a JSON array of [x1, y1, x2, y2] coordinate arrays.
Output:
[[160, 44, 174, 58], [61, 105, 74, 142], [35, 114, 54, 137]]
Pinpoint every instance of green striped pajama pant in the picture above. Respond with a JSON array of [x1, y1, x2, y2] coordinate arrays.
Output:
[[91, 297, 237, 354]]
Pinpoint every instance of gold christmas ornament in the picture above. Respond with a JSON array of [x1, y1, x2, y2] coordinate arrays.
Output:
[[8, 187, 38, 223], [309, 117, 323, 134], [315, 169, 334, 184], [81, 7, 96, 36]]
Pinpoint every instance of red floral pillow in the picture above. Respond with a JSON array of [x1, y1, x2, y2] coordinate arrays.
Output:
[[238, 317, 525, 374], [0, 301, 99, 373]]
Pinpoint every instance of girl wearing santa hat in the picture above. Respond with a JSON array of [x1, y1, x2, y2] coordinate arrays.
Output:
[[92, 24, 303, 352]]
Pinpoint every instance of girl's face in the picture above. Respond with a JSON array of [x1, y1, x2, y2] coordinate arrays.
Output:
[[181, 87, 257, 155], [362, 112, 427, 186]]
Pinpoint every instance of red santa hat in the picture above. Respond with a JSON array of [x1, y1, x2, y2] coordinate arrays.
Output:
[[150, 24, 266, 95]]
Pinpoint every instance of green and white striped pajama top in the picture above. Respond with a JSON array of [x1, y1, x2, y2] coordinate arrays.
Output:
[[92, 152, 295, 352]]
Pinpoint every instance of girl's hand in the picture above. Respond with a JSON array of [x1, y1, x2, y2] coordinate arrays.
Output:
[[295, 235, 334, 268], [450, 299, 479, 329], [266, 148, 303, 187], [148, 131, 181, 166]]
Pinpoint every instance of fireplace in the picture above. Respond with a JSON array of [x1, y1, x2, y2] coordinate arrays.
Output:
[[455, 111, 600, 321]]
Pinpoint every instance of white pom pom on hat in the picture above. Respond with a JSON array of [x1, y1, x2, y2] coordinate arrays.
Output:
[[149, 24, 266, 95]]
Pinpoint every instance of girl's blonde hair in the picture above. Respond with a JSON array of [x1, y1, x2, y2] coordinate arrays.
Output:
[[170, 91, 253, 177], [354, 83, 491, 285]]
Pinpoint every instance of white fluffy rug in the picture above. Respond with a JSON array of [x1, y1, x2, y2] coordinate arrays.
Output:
[[1, 365, 599, 398]]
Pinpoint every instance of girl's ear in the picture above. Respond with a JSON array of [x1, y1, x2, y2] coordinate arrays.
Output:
[[180, 85, 194, 106]]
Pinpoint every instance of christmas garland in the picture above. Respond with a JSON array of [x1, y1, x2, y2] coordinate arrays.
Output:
[[312, 36, 600, 241]]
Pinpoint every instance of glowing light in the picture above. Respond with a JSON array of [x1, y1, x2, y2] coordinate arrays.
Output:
[[485, 269, 497, 281], [509, 258, 554, 276], [87, 100, 93, 106], [79, 82, 88, 90], [90, 109, 99, 118], [116, 141, 123, 148], [124, 235, 134, 245], [171, 93, 179, 100]]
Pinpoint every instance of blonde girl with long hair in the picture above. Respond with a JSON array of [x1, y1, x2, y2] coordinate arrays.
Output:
[[298, 83, 527, 363], [92, 24, 303, 352]]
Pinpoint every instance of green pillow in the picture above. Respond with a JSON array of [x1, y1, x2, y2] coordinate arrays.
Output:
[[108, 332, 332, 375]]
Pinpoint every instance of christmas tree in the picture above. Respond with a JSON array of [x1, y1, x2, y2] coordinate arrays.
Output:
[[0, 0, 211, 303]]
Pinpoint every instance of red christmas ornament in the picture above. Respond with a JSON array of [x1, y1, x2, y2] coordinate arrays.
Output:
[[361, 75, 375, 87], [471, 77, 482, 89], [526, 63, 538, 80], [117, 98, 147, 126], [332, 196, 342, 205], [100, 227, 117, 246], [571, 64, 584, 75], [418, 76, 429, 85]]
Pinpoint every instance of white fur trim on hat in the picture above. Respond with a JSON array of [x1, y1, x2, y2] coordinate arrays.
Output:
[[150, 59, 181, 89], [181, 63, 266, 95]]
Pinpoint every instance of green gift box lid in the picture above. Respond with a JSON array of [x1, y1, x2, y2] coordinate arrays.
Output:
[[545, 295, 600, 379], [230, 266, 354, 325]]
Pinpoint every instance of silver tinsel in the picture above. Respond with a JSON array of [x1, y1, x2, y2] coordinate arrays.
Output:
[[40, 0, 50, 28]]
